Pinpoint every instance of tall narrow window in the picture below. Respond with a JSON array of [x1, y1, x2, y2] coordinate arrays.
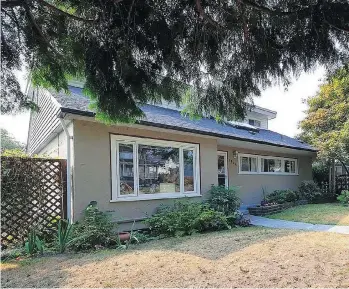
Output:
[[217, 151, 228, 188], [183, 149, 195, 192], [118, 143, 136, 195]]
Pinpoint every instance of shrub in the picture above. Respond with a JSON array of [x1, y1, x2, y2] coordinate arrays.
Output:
[[337, 190, 349, 206], [69, 201, 116, 251], [145, 201, 230, 237], [298, 180, 322, 203], [207, 185, 241, 215], [266, 189, 298, 204], [312, 162, 329, 185]]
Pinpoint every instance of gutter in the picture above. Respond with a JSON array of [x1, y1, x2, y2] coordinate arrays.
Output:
[[59, 117, 73, 223], [59, 107, 317, 153]]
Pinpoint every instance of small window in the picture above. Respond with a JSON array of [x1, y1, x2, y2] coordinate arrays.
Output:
[[261, 158, 282, 173], [240, 155, 258, 172], [284, 160, 296, 174], [248, 119, 261, 127]]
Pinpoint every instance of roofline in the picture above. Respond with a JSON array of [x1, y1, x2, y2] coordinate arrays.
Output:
[[59, 107, 317, 153]]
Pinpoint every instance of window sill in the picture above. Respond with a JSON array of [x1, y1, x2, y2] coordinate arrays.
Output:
[[238, 172, 299, 176], [110, 192, 201, 202]]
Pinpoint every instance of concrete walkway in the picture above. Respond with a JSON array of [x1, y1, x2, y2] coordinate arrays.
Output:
[[250, 215, 349, 235]]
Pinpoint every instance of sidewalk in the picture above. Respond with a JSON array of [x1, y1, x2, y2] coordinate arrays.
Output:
[[250, 215, 349, 235]]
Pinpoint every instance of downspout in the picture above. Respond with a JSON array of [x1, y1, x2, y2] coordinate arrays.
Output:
[[59, 118, 73, 223]]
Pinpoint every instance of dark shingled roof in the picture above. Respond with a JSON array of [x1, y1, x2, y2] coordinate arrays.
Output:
[[53, 86, 316, 152]]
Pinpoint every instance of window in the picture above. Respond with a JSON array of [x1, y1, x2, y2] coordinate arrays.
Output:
[[111, 135, 200, 201], [217, 151, 228, 187], [238, 153, 298, 175], [240, 155, 258, 172], [248, 119, 261, 127], [261, 157, 282, 173]]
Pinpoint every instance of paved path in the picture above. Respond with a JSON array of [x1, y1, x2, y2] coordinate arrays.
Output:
[[250, 215, 349, 235]]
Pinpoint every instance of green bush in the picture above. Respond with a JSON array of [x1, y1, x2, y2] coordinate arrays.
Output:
[[266, 189, 299, 204], [207, 185, 241, 215], [312, 162, 329, 185], [56, 219, 73, 253], [145, 201, 230, 237], [337, 190, 349, 206], [69, 202, 116, 251], [298, 180, 322, 203]]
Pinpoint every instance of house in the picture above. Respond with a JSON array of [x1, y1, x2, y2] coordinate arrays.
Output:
[[27, 83, 317, 226]]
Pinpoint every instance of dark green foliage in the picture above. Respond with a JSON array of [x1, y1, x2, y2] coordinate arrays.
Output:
[[145, 201, 230, 237], [2, 1, 349, 121], [57, 219, 73, 253], [25, 229, 44, 255], [266, 189, 299, 204], [298, 181, 323, 203], [207, 185, 241, 215], [337, 190, 349, 206], [69, 202, 116, 251], [312, 162, 330, 185]]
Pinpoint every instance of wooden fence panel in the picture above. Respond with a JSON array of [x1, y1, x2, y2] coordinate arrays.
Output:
[[1, 157, 67, 247], [336, 174, 349, 194]]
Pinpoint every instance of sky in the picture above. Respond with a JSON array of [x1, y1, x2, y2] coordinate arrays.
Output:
[[0, 67, 326, 144]]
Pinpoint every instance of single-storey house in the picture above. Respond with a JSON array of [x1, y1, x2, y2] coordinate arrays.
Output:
[[27, 82, 317, 227]]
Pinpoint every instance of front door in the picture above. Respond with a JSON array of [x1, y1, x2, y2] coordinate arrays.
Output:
[[217, 151, 228, 188]]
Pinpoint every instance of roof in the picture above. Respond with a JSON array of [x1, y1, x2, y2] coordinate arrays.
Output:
[[53, 86, 316, 152]]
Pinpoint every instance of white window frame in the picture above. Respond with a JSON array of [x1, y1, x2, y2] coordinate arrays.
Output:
[[111, 135, 200, 202], [238, 153, 298, 175], [217, 151, 228, 188], [248, 119, 262, 128]]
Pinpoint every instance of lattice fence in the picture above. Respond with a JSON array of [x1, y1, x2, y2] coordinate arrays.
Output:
[[1, 157, 67, 247], [336, 174, 349, 193]]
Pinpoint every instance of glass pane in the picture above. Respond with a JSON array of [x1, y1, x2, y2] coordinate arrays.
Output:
[[138, 145, 180, 194], [119, 144, 134, 195], [285, 160, 296, 173], [262, 158, 282, 172], [241, 157, 249, 171], [218, 177, 226, 186], [184, 149, 194, 192], [218, 155, 226, 174], [250, 157, 257, 172]]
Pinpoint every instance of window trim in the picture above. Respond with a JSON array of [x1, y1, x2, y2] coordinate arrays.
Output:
[[238, 153, 298, 175], [217, 151, 228, 188], [111, 135, 201, 201], [248, 119, 262, 128]]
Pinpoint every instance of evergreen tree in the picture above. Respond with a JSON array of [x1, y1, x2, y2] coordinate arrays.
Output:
[[2, 0, 349, 121]]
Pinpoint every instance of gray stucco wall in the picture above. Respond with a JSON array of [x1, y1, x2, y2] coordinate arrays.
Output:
[[71, 119, 314, 228], [72, 120, 218, 225], [218, 146, 313, 208]]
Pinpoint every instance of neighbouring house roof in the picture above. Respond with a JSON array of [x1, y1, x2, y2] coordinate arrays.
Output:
[[52, 86, 316, 152]]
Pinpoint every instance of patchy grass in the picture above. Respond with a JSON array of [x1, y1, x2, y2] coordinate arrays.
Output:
[[268, 203, 349, 225], [1, 226, 349, 288]]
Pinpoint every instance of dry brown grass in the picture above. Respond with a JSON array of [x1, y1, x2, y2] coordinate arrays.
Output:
[[2, 227, 349, 288]]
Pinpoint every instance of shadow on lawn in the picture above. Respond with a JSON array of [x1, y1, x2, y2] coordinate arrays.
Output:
[[0, 227, 301, 288]]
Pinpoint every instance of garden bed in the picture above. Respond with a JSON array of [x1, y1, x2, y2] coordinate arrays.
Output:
[[248, 200, 307, 216]]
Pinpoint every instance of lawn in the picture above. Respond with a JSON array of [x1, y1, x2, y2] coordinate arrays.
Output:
[[268, 203, 349, 225], [1, 226, 349, 287]]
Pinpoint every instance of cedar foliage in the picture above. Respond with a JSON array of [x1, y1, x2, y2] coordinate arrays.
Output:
[[2, 0, 349, 121]]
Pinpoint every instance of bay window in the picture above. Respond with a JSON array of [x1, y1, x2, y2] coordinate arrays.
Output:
[[238, 153, 298, 175], [111, 135, 200, 201]]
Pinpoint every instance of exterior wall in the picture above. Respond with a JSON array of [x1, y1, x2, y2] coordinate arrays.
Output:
[[27, 88, 61, 154], [218, 145, 313, 207], [243, 111, 269, 129], [72, 119, 313, 228], [72, 120, 218, 226], [38, 122, 73, 158]]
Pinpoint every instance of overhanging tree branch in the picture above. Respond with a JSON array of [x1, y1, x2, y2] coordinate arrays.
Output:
[[35, 0, 97, 22], [195, 0, 224, 29]]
